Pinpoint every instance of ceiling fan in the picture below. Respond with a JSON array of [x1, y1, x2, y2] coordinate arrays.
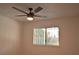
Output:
[[12, 6, 46, 21]]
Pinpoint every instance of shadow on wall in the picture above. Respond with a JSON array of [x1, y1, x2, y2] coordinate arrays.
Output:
[[0, 15, 21, 54]]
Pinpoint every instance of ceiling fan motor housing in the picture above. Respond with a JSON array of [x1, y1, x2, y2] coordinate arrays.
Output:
[[27, 12, 34, 17]]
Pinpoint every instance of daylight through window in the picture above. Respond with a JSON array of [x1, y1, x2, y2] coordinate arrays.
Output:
[[33, 27, 59, 46]]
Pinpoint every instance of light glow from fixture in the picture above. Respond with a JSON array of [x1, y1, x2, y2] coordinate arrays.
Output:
[[27, 17, 33, 21]]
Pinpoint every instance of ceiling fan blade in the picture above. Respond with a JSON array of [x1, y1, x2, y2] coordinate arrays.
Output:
[[34, 7, 43, 13], [12, 7, 28, 14], [34, 15, 46, 17], [16, 15, 27, 16]]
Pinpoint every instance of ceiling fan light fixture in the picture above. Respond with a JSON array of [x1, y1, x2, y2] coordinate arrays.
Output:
[[27, 17, 33, 21]]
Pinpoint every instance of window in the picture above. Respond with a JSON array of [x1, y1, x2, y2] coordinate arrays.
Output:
[[33, 27, 59, 46], [33, 28, 45, 45]]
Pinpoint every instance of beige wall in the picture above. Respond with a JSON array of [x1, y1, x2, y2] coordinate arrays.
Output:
[[0, 15, 79, 55], [0, 15, 22, 54], [23, 16, 79, 55]]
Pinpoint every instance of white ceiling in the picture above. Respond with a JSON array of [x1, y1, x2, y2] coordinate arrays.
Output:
[[0, 3, 79, 23]]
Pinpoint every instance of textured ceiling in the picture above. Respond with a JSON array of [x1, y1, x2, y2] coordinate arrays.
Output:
[[0, 3, 79, 23]]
